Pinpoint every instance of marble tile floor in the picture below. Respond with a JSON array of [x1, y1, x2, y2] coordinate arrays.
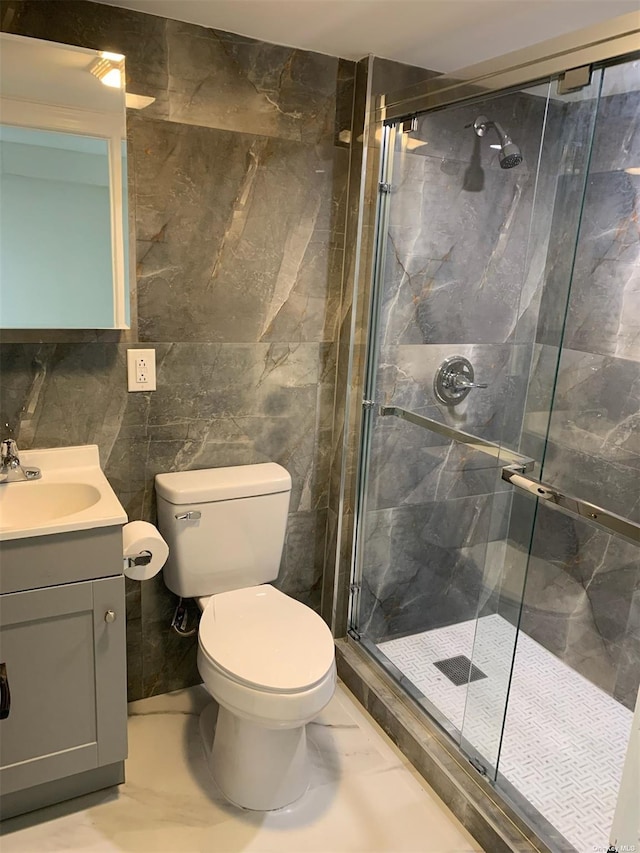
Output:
[[379, 616, 633, 853], [1, 682, 483, 853]]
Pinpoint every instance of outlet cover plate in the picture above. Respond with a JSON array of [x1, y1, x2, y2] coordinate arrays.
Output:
[[127, 348, 156, 392]]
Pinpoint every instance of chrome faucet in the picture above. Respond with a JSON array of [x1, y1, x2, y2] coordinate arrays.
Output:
[[0, 438, 41, 484]]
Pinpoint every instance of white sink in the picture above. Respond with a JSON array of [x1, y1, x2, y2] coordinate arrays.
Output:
[[0, 445, 127, 541]]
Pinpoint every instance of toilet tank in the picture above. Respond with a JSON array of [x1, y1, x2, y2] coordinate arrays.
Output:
[[155, 463, 292, 599]]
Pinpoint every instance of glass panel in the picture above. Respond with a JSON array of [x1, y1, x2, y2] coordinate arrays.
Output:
[[354, 77, 576, 771], [496, 58, 640, 853], [461, 70, 606, 774]]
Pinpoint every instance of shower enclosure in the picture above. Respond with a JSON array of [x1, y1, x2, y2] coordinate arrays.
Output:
[[347, 48, 639, 853]]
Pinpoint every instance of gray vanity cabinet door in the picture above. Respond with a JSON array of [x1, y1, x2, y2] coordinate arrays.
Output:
[[0, 576, 127, 796]]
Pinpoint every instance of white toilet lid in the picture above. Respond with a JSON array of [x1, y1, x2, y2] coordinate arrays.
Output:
[[199, 585, 335, 693]]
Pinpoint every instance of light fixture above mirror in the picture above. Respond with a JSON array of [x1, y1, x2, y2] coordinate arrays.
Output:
[[89, 51, 125, 89]]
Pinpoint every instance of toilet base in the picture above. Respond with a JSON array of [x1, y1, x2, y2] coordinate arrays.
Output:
[[204, 703, 310, 811]]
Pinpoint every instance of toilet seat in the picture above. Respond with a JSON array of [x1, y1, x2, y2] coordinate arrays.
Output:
[[198, 585, 335, 694]]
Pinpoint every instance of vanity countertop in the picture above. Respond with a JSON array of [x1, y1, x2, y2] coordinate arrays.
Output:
[[0, 445, 127, 541]]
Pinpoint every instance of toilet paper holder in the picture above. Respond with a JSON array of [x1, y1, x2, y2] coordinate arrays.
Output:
[[124, 549, 152, 569], [122, 521, 169, 581]]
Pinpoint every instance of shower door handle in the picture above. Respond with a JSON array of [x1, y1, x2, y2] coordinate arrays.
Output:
[[501, 464, 640, 545], [501, 467, 560, 501], [380, 406, 535, 472]]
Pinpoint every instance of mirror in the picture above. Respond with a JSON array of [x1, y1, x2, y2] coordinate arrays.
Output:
[[0, 33, 129, 329]]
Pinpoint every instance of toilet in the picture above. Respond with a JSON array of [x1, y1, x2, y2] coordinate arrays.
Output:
[[154, 463, 336, 811]]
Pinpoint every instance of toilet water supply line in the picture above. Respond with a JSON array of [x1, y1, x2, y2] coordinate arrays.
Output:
[[171, 598, 198, 637]]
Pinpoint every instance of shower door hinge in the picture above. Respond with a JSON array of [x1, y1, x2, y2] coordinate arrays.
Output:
[[362, 399, 377, 409], [557, 65, 592, 95], [378, 182, 391, 194], [347, 627, 362, 641], [469, 757, 487, 776]]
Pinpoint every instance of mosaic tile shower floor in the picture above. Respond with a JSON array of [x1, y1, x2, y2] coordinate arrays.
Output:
[[379, 615, 632, 853]]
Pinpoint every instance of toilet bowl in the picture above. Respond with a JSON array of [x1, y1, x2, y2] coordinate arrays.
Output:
[[196, 584, 336, 810], [154, 463, 336, 811]]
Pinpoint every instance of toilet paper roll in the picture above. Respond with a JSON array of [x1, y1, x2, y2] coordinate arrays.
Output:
[[123, 520, 169, 581]]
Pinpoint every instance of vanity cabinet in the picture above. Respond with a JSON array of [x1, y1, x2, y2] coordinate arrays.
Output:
[[0, 526, 127, 819]]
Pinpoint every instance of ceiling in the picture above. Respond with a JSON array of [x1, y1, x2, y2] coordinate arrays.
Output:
[[96, 0, 639, 72]]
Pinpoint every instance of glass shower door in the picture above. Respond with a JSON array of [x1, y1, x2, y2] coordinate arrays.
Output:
[[352, 52, 640, 852], [353, 77, 555, 773], [351, 67, 608, 782], [488, 57, 640, 853]]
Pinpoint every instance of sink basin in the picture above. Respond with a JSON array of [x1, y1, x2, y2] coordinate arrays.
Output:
[[0, 482, 101, 529], [0, 445, 127, 541]]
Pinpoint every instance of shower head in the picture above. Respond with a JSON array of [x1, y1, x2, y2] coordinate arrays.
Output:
[[472, 115, 523, 169], [499, 145, 523, 169]]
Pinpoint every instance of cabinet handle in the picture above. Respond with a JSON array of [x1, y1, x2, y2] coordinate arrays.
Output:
[[0, 662, 10, 720], [104, 610, 116, 623]]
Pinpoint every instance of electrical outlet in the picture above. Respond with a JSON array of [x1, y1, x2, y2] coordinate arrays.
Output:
[[135, 356, 147, 384], [127, 348, 156, 392]]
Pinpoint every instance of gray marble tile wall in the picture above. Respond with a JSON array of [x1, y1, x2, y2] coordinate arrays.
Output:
[[515, 505, 640, 710], [0, 0, 354, 699], [384, 94, 556, 348]]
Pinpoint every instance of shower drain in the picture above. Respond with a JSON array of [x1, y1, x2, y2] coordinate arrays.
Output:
[[433, 655, 488, 687]]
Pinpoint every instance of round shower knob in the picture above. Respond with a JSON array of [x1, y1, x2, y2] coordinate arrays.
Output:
[[434, 356, 487, 405]]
